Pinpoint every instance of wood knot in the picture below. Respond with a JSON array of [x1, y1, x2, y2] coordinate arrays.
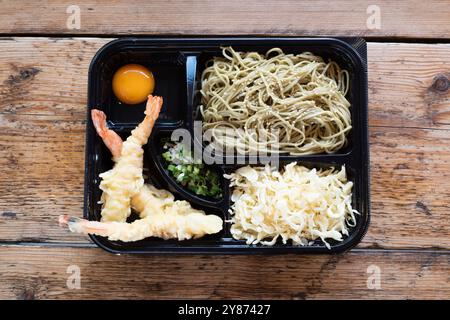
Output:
[[2, 211, 17, 219], [429, 74, 449, 93], [415, 201, 432, 216], [4, 66, 41, 87], [19, 288, 36, 300]]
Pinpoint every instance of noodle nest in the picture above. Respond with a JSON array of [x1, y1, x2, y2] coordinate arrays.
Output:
[[199, 47, 352, 155]]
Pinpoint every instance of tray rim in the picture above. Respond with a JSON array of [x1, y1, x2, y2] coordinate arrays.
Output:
[[84, 36, 370, 255]]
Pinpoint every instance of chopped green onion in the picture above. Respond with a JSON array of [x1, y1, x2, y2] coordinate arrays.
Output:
[[162, 141, 222, 198]]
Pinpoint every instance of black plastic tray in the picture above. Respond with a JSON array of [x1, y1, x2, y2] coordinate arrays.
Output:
[[85, 37, 369, 254]]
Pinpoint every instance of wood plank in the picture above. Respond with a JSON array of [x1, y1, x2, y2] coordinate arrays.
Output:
[[368, 43, 450, 128], [0, 39, 449, 248], [366, 126, 450, 249], [0, 1, 449, 38], [0, 114, 87, 243], [0, 246, 448, 299], [0, 38, 449, 129], [0, 37, 110, 119], [1, 114, 449, 249]]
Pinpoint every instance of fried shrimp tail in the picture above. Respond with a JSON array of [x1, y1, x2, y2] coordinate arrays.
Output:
[[59, 184, 223, 242], [131, 95, 163, 145], [58, 209, 223, 242], [91, 109, 123, 160], [59, 215, 111, 237]]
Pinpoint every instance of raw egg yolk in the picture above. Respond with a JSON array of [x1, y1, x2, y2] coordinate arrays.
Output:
[[112, 64, 155, 104]]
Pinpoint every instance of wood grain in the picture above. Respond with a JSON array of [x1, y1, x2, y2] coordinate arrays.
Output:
[[0, 38, 449, 248], [368, 43, 450, 128], [0, 246, 448, 299], [367, 126, 450, 249], [0, 38, 449, 129], [0, 37, 110, 119], [1, 113, 450, 248], [0, 4, 448, 301], [0, 114, 87, 243], [0, 1, 449, 38]]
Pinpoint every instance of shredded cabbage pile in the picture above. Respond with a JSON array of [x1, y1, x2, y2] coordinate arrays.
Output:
[[225, 162, 358, 248]]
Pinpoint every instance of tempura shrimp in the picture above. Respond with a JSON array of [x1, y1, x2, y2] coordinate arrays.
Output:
[[59, 95, 223, 241], [92, 95, 162, 222], [59, 177, 222, 242], [59, 199, 223, 241]]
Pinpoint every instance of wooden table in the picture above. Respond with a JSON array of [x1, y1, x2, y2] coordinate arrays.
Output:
[[0, 0, 449, 300]]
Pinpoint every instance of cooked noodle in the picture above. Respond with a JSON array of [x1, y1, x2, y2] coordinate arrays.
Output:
[[199, 47, 351, 155]]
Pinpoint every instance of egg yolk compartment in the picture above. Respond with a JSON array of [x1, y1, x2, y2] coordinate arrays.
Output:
[[89, 48, 188, 128]]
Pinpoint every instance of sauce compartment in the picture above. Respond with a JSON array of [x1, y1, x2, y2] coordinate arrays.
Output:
[[85, 38, 369, 254]]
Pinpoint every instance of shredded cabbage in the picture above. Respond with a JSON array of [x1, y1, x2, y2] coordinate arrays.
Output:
[[225, 162, 358, 249]]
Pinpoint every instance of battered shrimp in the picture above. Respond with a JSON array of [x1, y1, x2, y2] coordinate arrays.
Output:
[[93, 95, 162, 222], [59, 200, 223, 241], [91, 98, 171, 220], [131, 184, 174, 217], [59, 95, 223, 241], [59, 174, 223, 241]]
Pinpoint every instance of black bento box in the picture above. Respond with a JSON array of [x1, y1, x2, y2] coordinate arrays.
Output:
[[85, 37, 369, 254]]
